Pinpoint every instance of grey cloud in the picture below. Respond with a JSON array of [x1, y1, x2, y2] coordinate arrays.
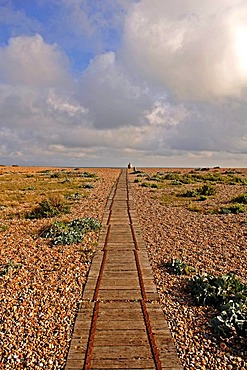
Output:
[[77, 52, 151, 129]]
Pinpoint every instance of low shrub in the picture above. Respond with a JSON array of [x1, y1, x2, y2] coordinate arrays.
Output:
[[141, 182, 160, 189], [81, 172, 97, 178], [188, 273, 247, 307], [82, 183, 94, 189], [42, 217, 101, 245], [179, 184, 216, 198], [199, 184, 216, 196], [188, 272, 247, 338], [180, 189, 198, 197], [211, 301, 247, 338], [215, 204, 245, 214], [232, 194, 247, 204], [163, 258, 195, 275], [66, 192, 81, 200], [26, 196, 70, 219], [0, 224, 8, 232], [0, 260, 22, 276], [50, 172, 62, 178]]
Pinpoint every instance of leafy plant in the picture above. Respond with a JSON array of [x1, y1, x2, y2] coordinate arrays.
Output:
[[180, 189, 198, 198], [141, 182, 160, 189], [0, 224, 8, 232], [50, 172, 62, 178], [66, 192, 81, 200], [232, 194, 247, 204], [199, 184, 216, 196], [26, 196, 70, 219], [0, 259, 22, 276], [42, 217, 101, 245], [215, 204, 245, 214], [163, 258, 195, 275], [81, 172, 97, 178], [211, 301, 247, 338], [179, 184, 216, 198], [188, 273, 247, 308], [82, 183, 94, 189]]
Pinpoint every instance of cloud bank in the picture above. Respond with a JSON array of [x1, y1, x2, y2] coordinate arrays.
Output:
[[0, 1, 246, 167]]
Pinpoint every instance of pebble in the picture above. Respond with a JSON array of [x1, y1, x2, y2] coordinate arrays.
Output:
[[131, 167, 247, 370], [0, 167, 120, 369]]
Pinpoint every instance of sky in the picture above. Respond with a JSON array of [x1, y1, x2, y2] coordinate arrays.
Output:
[[0, 0, 247, 167]]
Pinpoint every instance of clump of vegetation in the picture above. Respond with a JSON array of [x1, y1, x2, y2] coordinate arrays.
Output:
[[81, 172, 97, 178], [188, 273, 247, 338], [188, 273, 246, 307], [42, 217, 101, 245], [214, 204, 245, 214], [162, 258, 195, 275], [211, 301, 247, 338], [228, 176, 247, 185], [50, 172, 62, 178], [26, 196, 70, 219], [171, 180, 183, 186], [134, 178, 142, 183], [82, 183, 94, 189], [0, 224, 8, 232], [232, 194, 247, 204], [141, 182, 160, 189], [180, 184, 216, 198], [66, 192, 81, 200], [0, 260, 22, 276], [180, 189, 199, 198]]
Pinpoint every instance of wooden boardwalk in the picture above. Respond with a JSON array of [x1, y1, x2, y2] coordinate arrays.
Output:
[[65, 169, 183, 370]]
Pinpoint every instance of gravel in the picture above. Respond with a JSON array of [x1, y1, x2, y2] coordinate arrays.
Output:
[[130, 167, 247, 370], [0, 167, 120, 370]]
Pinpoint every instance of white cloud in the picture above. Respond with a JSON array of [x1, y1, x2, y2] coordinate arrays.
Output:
[[124, 0, 247, 101], [145, 101, 188, 127], [0, 34, 70, 88], [47, 91, 87, 118]]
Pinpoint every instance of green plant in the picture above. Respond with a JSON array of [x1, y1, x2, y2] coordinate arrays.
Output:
[[163, 258, 195, 275], [141, 182, 160, 189], [82, 183, 94, 189], [66, 192, 81, 200], [215, 204, 245, 214], [179, 184, 216, 198], [232, 194, 247, 204], [198, 195, 207, 201], [50, 172, 62, 178], [42, 217, 101, 245], [0, 224, 8, 232], [211, 301, 247, 338], [26, 196, 70, 219], [171, 180, 183, 186], [180, 189, 198, 197], [188, 273, 247, 307], [199, 184, 216, 196], [0, 259, 22, 276], [81, 172, 97, 178]]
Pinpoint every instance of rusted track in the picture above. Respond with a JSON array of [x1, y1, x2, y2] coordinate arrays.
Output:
[[84, 301, 100, 370], [126, 170, 162, 370], [141, 300, 162, 370]]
